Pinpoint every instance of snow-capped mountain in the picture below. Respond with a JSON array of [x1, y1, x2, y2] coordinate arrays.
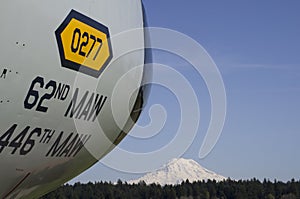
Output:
[[128, 158, 226, 185]]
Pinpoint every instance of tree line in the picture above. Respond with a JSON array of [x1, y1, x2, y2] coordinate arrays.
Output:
[[41, 178, 300, 199]]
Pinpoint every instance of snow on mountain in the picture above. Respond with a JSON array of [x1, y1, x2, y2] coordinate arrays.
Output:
[[128, 158, 226, 186]]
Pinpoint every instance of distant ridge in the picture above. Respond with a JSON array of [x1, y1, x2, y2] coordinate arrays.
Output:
[[128, 158, 226, 185]]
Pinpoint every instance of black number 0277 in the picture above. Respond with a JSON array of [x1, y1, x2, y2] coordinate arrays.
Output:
[[71, 28, 103, 61]]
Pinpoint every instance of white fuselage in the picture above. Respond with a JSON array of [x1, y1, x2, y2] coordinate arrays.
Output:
[[0, 0, 147, 198]]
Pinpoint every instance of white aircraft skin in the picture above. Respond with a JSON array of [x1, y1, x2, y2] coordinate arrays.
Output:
[[0, 0, 149, 198]]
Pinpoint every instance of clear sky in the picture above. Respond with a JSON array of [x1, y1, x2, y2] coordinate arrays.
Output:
[[70, 0, 300, 183]]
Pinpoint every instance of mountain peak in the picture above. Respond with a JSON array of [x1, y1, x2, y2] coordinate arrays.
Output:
[[128, 158, 226, 185]]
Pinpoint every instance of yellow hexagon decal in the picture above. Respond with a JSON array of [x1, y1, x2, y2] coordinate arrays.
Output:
[[55, 10, 113, 78]]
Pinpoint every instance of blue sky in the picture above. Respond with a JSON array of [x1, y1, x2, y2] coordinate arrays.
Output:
[[70, 0, 300, 183]]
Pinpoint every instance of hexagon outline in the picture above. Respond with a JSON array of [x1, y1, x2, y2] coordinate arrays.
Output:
[[55, 9, 113, 78]]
